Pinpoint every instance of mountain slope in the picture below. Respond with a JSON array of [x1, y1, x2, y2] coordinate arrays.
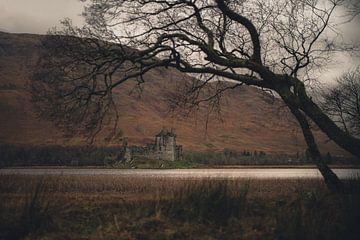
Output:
[[0, 31, 347, 155]]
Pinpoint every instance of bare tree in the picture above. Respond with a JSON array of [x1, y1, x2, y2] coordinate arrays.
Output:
[[322, 67, 360, 136], [32, 0, 360, 191]]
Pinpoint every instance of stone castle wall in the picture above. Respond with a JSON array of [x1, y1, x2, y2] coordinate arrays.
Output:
[[124, 128, 182, 161]]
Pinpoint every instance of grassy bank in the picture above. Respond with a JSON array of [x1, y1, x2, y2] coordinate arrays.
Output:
[[1, 144, 358, 168], [0, 175, 359, 239]]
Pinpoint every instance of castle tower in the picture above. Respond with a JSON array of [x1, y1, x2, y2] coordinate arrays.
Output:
[[155, 127, 177, 161], [121, 128, 182, 161]]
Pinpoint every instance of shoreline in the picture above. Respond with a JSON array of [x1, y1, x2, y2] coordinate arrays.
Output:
[[1, 168, 359, 180], [2, 164, 360, 169]]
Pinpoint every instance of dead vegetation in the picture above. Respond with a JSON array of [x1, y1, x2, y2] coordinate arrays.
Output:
[[0, 175, 359, 239]]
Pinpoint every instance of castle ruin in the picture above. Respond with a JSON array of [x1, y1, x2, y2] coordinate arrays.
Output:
[[123, 128, 182, 161]]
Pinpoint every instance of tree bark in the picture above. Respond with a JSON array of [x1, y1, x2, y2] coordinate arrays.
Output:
[[282, 96, 344, 192], [299, 96, 360, 158], [278, 76, 360, 158]]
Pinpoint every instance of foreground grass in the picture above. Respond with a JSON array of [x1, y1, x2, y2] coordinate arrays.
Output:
[[0, 175, 359, 240]]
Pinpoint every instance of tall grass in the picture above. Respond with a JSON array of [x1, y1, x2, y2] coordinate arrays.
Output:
[[0, 175, 359, 239], [0, 177, 53, 240], [166, 180, 249, 225]]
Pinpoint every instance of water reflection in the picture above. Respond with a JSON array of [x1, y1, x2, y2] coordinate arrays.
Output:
[[0, 168, 359, 179]]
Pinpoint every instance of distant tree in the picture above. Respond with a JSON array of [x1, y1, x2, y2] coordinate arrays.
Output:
[[325, 152, 333, 164], [322, 67, 360, 136], [223, 148, 232, 158], [32, 0, 360, 191]]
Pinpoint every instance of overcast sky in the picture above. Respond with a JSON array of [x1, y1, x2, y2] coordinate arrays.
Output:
[[0, 0, 84, 34], [0, 0, 359, 85]]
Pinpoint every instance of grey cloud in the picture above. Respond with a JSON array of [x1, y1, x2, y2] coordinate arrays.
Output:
[[0, 0, 84, 34], [0, 0, 358, 84]]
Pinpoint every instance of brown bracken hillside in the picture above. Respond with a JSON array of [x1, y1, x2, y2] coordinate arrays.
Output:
[[0, 31, 347, 155]]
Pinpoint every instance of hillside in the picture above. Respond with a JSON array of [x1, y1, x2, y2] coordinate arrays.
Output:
[[0, 31, 347, 155]]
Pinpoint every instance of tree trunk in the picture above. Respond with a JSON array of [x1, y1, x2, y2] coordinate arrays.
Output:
[[272, 75, 360, 158], [299, 96, 360, 158], [284, 99, 344, 192]]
